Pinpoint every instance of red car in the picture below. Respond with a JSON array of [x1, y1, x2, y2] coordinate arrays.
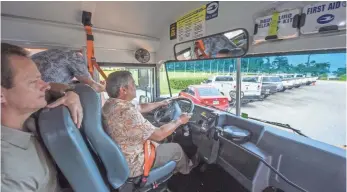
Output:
[[178, 85, 229, 111]]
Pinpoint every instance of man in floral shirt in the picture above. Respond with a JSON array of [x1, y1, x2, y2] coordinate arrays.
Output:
[[102, 71, 197, 178]]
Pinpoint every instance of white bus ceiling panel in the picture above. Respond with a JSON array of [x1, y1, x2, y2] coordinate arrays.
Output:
[[93, 49, 156, 63], [1, 17, 160, 52], [1, 1, 86, 26], [1, 1, 204, 38]]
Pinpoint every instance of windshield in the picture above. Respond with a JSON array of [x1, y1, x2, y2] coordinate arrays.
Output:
[[163, 51, 346, 147], [197, 87, 223, 96]]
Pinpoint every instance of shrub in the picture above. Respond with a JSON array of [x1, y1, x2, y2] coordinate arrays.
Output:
[[170, 77, 208, 89]]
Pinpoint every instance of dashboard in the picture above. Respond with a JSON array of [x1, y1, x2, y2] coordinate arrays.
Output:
[[150, 98, 346, 192], [170, 101, 346, 192], [180, 104, 264, 189]]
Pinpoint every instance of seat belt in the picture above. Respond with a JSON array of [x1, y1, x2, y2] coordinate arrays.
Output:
[[82, 11, 108, 80], [139, 140, 156, 188]]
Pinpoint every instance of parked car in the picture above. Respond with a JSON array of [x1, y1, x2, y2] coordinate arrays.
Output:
[[252, 76, 278, 98], [294, 74, 307, 85], [307, 76, 318, 85], [203, 75, 261, 102], [202, 75, 234, 96], [282, 74, 300, 88], [179, 85, 229, 111], [278, 75, 294, 90], [240, 77, 263, 101], [269, 76, 285, 92]]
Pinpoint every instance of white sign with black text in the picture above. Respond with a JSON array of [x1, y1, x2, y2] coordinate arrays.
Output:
[[301, 1, 346, 34], [253, 9, 300, 44]]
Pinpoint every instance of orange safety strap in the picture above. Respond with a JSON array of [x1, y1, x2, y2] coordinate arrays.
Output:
[[83, 21, 108, 80], [197, 39, 205, 51], [143, 140, 156, 177], [194, 40, 209, 59]]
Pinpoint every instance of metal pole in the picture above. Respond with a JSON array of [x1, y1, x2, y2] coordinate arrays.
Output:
[[236, 58, 241, 116], [210, 62, 212, 74], [194, 63, 196, 76], [174, 63, 176, 77], [223, 60, 225, 74], [247, 58, 250, 73], [185, 62, 187, 77]]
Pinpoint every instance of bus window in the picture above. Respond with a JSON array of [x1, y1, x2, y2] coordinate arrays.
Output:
[[165, 51, 346, 147], [240, 51, 346, 147]]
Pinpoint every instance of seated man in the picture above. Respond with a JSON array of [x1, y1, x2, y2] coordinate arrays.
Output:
[[102, 71, 198, 178], [216, 49, 233, 58], [203, 34, 236, 57], [216, 48, 244, 58], [31, 48, 105, 93], [1, 43, 84, 192]]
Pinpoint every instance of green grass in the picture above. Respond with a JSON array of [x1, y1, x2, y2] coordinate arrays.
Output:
[[319, 74, 346, 81], [160, 71, 226, 95]]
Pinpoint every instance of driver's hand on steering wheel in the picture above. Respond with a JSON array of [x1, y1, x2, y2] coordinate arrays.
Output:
[[160, 98, 172, 107], [178, 112, 192, 125], [160, 96, 186, 107]]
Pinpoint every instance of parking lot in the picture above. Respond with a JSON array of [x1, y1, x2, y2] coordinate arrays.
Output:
[[239, 80, 346, 147]]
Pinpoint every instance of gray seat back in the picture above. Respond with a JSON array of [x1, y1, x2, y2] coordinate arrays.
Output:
[[74, 84, 130, 189], [38, 106, 110, 192]]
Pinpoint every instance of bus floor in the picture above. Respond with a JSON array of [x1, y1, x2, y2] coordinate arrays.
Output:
[[166, 132, 248, 192], [167, 163, 249, 192]]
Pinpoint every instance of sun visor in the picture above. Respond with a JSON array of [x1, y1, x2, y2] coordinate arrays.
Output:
[[300, 1, 346, 35]]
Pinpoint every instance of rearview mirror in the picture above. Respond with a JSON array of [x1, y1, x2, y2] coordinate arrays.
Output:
[[174, 28, 249, 61]]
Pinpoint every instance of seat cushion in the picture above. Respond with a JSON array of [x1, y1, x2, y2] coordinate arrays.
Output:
[[146, 161, 176, 186]]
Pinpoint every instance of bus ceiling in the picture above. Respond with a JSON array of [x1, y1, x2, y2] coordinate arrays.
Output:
[[1, 1, 346, 63]]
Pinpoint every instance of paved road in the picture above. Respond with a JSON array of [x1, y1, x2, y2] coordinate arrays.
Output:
[[238, 80, 346, 147]]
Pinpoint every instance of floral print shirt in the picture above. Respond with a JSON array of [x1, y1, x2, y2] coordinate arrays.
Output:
[[102, 98, 157, 177]]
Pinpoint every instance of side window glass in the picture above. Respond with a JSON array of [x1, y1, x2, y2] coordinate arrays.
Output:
[[263, 77, 270, 82], [215, 77, 223, 81], [227, 77, 234, 81], [187, 88, 195, 96]]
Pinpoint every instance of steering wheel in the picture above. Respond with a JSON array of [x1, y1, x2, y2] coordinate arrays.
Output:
[[154, 97, 194, 126]]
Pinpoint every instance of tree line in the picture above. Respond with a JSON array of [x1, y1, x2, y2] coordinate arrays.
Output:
[[167, 55, 346, 80]]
